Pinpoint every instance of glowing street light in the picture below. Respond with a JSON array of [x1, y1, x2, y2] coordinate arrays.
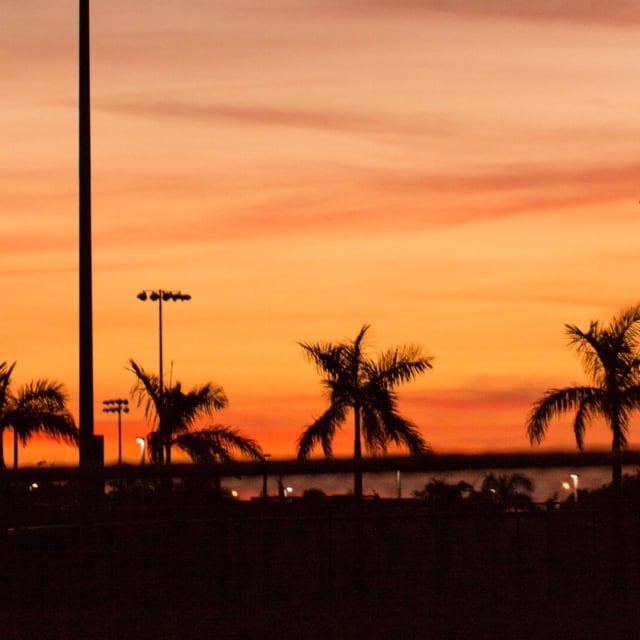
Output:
[[102, 398, 128, 465], [135, 437, 146, 465], [570, 473, 579, 503], [562, 473, 579, 504]]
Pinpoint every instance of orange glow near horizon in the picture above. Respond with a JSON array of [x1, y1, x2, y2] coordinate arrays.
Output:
[[3, 2, 640, 467]]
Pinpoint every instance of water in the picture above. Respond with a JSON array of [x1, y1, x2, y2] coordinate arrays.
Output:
[[226, 465, 627, 502]]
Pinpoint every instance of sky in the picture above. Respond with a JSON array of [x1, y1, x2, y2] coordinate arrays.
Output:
[[3, 0, 640, 467]]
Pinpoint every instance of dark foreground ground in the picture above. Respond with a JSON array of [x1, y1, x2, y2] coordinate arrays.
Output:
[[2, 598, 639, 640], [2, 499, 640, 639]]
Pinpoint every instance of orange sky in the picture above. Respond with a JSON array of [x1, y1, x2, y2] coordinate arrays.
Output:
[[3, 1, 640, 467]]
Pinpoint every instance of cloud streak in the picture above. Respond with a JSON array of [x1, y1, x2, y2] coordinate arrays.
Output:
[[95, 97, 449, 140], [90, 157, 640, 248], [316, 0, 640, 27]]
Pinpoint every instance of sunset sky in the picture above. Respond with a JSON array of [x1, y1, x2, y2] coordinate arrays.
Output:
[[3, 1, 640, 467]]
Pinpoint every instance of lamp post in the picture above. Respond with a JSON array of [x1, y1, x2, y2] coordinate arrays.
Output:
[[562, 473, 579, 505], [102, 398, 129, 465], [262, 453, 271, 498], [137, 289, 190, 463], [135, 437, 146, 465], [570, 473, 579, 504], [136, 290, 191, 395]]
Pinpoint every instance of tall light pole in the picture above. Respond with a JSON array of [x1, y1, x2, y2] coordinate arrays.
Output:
[[79, 0, 101, 468], [102, 398, 129, 465], [137, 290, 191, 463]]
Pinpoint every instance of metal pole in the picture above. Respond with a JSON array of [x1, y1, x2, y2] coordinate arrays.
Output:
[[117, 409, 122, 466], [79, 0, 97, 467], [158, 290, 163, 395]]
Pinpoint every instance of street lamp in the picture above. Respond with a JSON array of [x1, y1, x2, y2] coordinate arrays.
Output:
[[562, 473, 579, 504], [570, 473, 579, 504], [262, 453, 271, 498], [136, 289, 191, 395], [135, 437, 146, 465], [102, 398, 129, 465]]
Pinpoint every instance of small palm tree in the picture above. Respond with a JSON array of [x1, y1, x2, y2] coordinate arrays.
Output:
[[480, 472, 534, 510], [413, 479, 474, 510], [128, 359, 262, 464], [0, 362, 77, 469], [527, 304, 640, 488], [297, 324, 433, 498]]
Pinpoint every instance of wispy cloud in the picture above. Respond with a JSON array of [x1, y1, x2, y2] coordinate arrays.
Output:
[[87, 156, 640, 250], [368, 161, 640, 222], [95, 97, 448, 140], [315, 0, 640, 26]]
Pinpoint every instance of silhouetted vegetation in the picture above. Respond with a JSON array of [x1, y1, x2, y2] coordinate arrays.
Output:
[[296, 324, 433, 498], [527, 304, 640, 488], [413, 472, 536, 512], [480, 471, 535, 510], [0, 361, 77, 469], [128, 359, 262, 465], [569, 467, 640, 509]]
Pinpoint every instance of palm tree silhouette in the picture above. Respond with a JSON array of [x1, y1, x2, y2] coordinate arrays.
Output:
[[527, 304, 640, 488], [128, 359, 262, 464], [296, 324, 433, 498], [480, 472, 534, 510], [0, 362, 77, 469]]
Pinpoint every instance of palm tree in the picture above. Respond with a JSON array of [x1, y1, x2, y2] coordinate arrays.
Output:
[[480, 472, 534, 510], [527, 304, 640, 488], [413, 479, 474, 510], [297, 324, 433, 498], [128, 359, 262, 464], [0, 361, 77, 469]]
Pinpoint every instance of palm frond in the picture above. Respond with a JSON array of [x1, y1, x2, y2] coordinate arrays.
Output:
[[369, 345, 433, 387], [175, 426, 262, 463], [127, 359, 162, 426], [374, 409, 431, 454], [527, 386, 600, 446], [298, 342, 344, 378], [9, 379, 77, 445], [0, 361, 16, 417], [297, 403, 347, 459]]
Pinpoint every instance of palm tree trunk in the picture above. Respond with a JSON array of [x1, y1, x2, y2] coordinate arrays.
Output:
[[612, 438, 622, 491], [353, 405, 363, 499], [0, 431, 5, 469], [12, 430, 18, 470], [611, 415, 623, 491]]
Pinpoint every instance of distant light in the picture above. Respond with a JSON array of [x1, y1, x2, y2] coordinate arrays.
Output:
[[231, 490, 239, 498], [29, 482, 39, 491], [562, 482, 571, 490], [286, 487, 293, 494]]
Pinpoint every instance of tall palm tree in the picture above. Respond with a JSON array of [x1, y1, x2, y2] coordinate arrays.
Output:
[[128, 359, 262, 464], [527, 304, 640, 488], [297, 324, 433, 498], [0, 361, 77, 469]]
